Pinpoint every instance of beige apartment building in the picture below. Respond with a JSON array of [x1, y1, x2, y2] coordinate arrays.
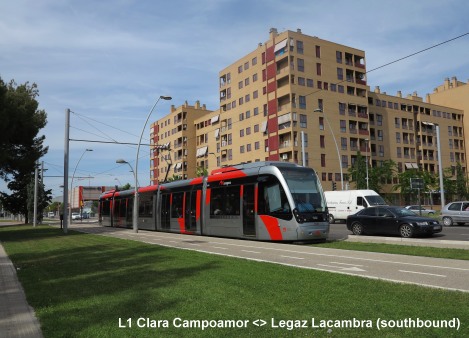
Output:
[[150, 101, 213, 184], [427, 76, 469, 162], [150, 28, 467, 203], [368, 87, 464, 203], [216, 28, 368, 191]]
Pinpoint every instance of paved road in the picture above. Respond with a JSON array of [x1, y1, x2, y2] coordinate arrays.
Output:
[[329, 221, 469, 242], [73, 224, 469, 293]]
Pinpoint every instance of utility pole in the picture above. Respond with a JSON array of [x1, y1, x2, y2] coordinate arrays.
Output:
[[63, 108, 70, 233], [33, 161, 38, 227]]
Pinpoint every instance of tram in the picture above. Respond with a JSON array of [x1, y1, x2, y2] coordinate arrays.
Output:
[[99, 161, 329, 241]]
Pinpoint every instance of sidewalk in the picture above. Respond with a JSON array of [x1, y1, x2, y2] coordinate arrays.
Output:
[[0, 223, 43, 338]]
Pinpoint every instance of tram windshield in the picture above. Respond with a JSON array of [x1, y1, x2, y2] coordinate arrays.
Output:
[[280, 167, 326, 213]]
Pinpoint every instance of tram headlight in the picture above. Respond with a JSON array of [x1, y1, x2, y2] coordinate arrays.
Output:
[[293, 208, 304, 224]]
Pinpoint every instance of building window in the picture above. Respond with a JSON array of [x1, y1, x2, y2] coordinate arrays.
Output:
[[300, 114, 307, 128], [299, 96, 306, 109], [253, 73, 258, 82], [340, 120, 346, 133], [396, 132, 401, 143], [298, 77, 305, 86], [336, 51, 342, 63], [255, 141, 260, 150], [320, 135, 325, 148], [297, 40, 304, 54], [252, 57, 257, 66], [297, 58, 304, 72], [341, 137, 347, 150], [338, 85, 344, 93], [377, 114, 383, 126], [319, 117, 324, 130], [254, 107, 259, 116], [240, 129, 244, 137], [378, 130, 383, 141], [245, 78, 249, 86], [240, 145, 245, 153], [315, 45, 321, 58], [341, 155, 348, 169], [247, 144, 251, 152], [316, 63, 322, 76], [339, 102, 346, 115], [337, 68, 343, 80], [321, 154, 326, 167], [306, 78, 314, 87], [244, 61, 249, 70], [238, 81, 243, 89]]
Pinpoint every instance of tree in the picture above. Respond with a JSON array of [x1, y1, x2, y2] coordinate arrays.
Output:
[[393, 169, 437, 205], [348, 152, 367, 189], [454, 162, 468, 200], [0, 78, 49, 223], [368, 159, 396, 193]]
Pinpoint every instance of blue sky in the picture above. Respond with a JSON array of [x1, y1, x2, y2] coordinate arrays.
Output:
[[1, 0, 468, 197]]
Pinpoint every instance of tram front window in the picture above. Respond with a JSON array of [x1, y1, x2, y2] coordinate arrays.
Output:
[[280, 168, 326, 213]]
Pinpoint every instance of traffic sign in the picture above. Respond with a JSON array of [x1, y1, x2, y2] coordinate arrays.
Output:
[[410, 177, 424, 190]]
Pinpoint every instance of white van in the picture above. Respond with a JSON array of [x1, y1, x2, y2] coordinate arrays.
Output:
[[324, 189, 387, 223]]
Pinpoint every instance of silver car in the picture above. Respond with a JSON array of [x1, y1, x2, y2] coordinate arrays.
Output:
[[404, 205, 436, 216], [440, 201, 469, 226]]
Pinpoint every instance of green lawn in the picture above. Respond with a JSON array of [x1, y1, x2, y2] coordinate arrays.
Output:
[[0, 225, 467, 337], [316, 241, 469, 260]]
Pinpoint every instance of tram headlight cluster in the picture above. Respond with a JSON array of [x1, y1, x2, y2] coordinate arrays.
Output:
[[293, 208, 306, 224]]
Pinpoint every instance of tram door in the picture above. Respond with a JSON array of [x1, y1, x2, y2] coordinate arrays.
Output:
[[160, 194, 170, 230], [243, 185, 256, 236], [185, 190, 197, 231]]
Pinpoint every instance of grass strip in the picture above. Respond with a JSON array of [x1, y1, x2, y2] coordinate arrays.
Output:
[[316, 241, 469, 260], [0, 225, 468, 338]]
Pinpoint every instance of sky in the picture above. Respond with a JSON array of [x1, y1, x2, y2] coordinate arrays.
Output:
[[1, 0, 468, 197]]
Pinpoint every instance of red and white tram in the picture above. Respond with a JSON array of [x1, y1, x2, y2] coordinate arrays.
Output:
[[99, 161, 329, 241]]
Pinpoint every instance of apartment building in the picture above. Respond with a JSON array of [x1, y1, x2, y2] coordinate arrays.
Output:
[[150, 101, 212, 184], [217, 28, 368, 191], [368, 87, 464, 201], [427, 76, 469, 162], [149, 28, 467, 199]]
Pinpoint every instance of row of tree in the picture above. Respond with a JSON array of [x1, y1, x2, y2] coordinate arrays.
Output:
[[349, 152, 468, 203], [0, 78, 50, 223]]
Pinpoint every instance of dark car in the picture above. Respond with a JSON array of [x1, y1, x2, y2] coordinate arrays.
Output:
[[346, 206, 442, 238]]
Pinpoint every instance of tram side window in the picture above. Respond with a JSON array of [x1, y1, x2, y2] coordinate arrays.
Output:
[[139, 196, 153, 217], [258, 176, 292, 221], [210, 186, 241, 217], [101, 200, 111, 216], [171, 192, 184, 218]]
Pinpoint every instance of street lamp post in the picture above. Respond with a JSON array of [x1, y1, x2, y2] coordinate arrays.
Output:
[[314, 108, 344, 190], [70, 149, 92, 224], [365, 138, 369, 190], [133, 95, 172, 233], [116, 159, 137, 190]]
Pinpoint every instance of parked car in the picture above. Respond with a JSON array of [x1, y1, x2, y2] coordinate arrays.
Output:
[[440, 201, 469, 226], [47, 211, 55, 218], [404, 205, 436, 216], [71, 213, 81, 220], [346, 206, 442, 238]]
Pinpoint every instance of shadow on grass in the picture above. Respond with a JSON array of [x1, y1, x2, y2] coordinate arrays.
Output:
[[0, 226, 221, 337]]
